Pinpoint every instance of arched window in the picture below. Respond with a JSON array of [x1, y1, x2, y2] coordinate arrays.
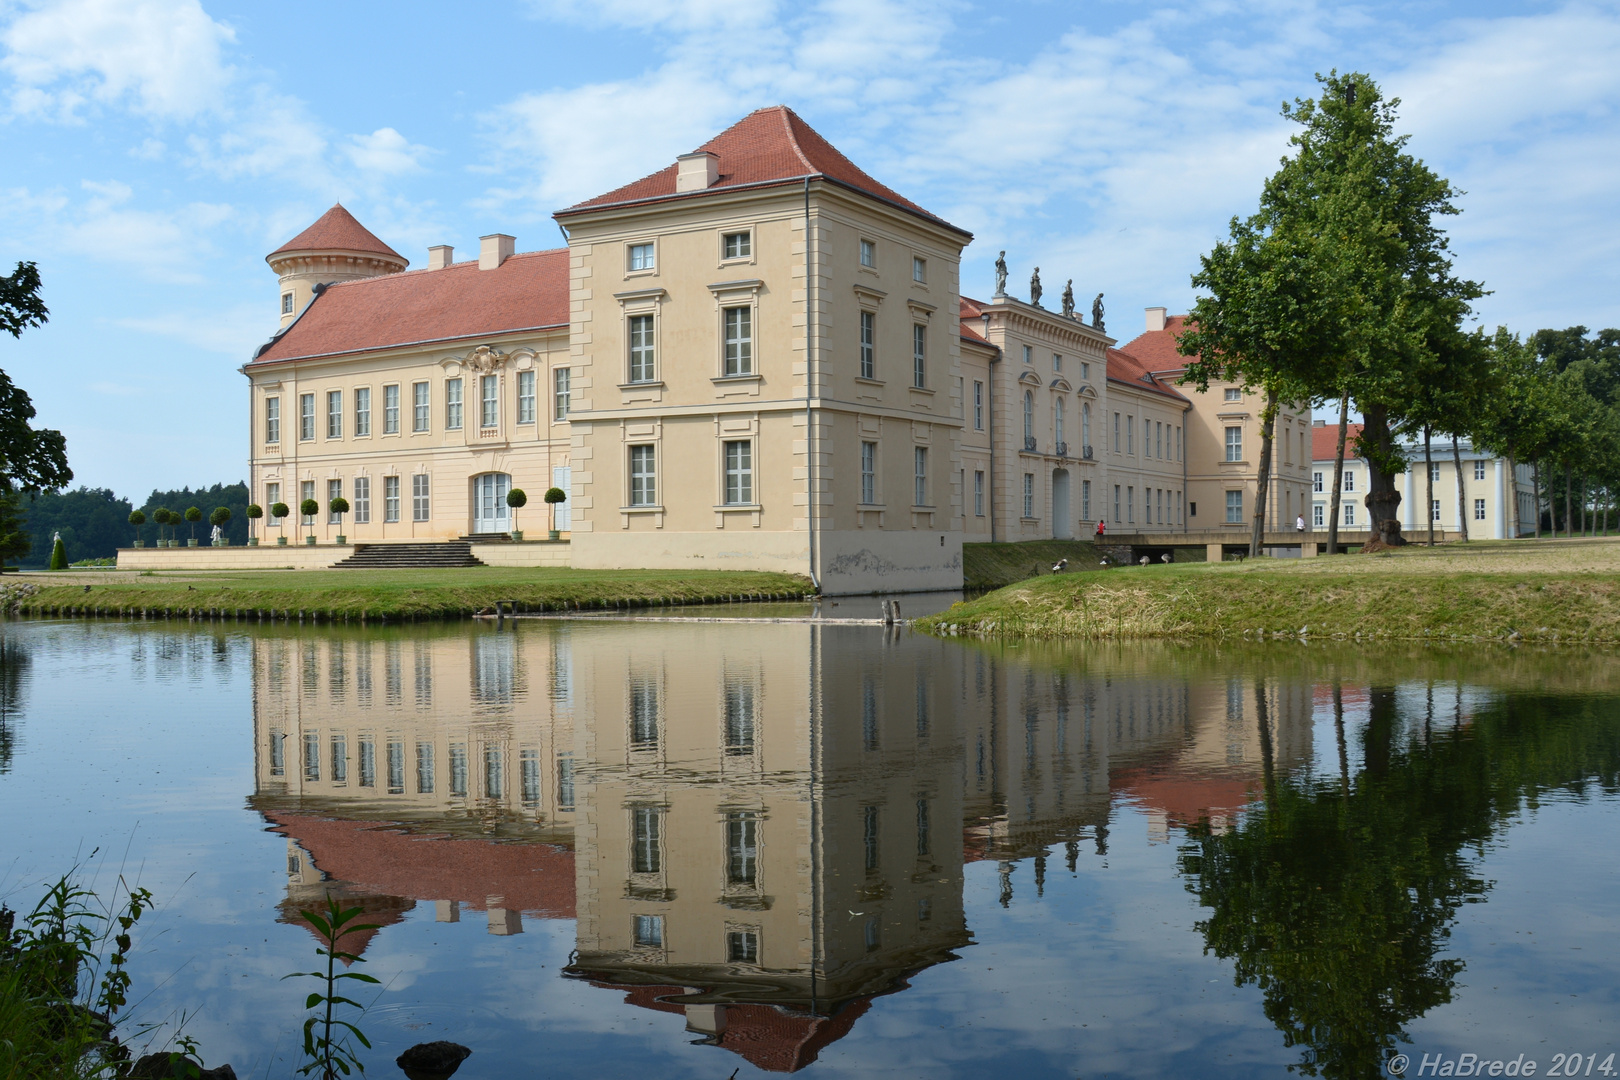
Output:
[[1055, 398, 1066, 446], [1023, 391, 1034, 442], [1082, 402, 1091, 447]]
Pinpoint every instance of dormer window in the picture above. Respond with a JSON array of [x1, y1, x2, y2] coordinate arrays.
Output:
[[627, 243, 655, 272], [281, 292, 294, 315], [859, 239, 876, 268], [723, 231, 751, 259], [912, 256, 926, 283]]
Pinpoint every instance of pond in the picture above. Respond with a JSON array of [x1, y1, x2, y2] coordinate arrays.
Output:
[[1, 616, 1617, 1079]]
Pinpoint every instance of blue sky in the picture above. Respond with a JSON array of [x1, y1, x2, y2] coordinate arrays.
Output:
[[2, 0, 1617, 497]]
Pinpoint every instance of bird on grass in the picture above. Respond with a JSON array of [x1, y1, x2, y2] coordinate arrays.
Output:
[[1160, 553, 1172, 563], [1051, 558, 1068, 573]]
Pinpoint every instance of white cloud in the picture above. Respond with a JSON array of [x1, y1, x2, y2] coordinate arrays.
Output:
[[344, 128, 432, 176], [525, 0, 780, 32], [0, 0, 235, 120], [115, 303, 267, 355]]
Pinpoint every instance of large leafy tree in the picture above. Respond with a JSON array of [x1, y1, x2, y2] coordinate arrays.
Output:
[[0, 260, 71, 497], [1182, 72, 1484, 549]]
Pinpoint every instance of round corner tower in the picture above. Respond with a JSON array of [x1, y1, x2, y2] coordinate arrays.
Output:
[[267, 204, 407, 327]]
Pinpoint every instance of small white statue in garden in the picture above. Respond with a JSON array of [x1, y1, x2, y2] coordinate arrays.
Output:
[[210, 524, 222, 545]]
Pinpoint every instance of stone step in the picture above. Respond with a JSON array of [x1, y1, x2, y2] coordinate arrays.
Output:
[[333, 542, 487, 570]]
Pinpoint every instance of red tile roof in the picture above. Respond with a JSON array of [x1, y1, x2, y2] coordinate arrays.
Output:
[[1312, 421, 1365, 462], [252, 249, 569, 364], [1115, 315, 1193, 371], [269, 204, 405, 263], [559, 106, 966, 236], [602, 985, 872, 1073], [1106, 346, 1190, 404], [959, 296, 990, 345]]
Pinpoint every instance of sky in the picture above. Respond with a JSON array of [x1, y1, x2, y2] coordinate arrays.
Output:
[[1, 0, 1617, 498]]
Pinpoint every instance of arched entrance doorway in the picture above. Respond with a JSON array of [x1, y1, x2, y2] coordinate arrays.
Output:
[[472, 473, 512, 534], [1052, 469, 1072, 539]]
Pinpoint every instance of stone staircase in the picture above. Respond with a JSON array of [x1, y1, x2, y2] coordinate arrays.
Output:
[[333, 541, 487, 569]]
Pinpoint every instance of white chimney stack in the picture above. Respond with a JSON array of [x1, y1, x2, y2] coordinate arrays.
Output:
[[1145, 306, 1167, 332], [479, 234, 514, 271], [676, 151, 719, 193], [428, 245, 454, 270]]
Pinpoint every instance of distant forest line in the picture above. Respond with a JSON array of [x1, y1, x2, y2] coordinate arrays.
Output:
[[15, 483, 249, 567]]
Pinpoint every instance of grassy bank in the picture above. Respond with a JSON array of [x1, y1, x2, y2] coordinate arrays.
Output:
[[922, 536, 1620, 644], [0, 566, 813, 621], [963, 539, 1105, 590]]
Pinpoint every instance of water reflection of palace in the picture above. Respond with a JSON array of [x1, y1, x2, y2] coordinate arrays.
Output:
[[248, 624, 1315, 1072]]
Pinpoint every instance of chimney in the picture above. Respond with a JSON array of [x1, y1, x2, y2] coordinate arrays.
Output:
[[479, 234, 515, 270], [676, 151, 719, 193], [1314, 419, 1326, 426], [428, 245, 454, 270], [1145, 306, 1167, 333]]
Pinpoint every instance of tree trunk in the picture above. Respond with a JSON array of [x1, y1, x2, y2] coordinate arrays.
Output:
[[1533, 460, 1542, 537], [1506, 452, 1520, 539], [1425, 425, 1435, 546], [1360, 402, 1406, 544], [1580, 475, 1588, 535], [1327, 394, 1349, 556], [1452, 438, 1469, 542], [1249, 388, 1279, 558], [1566, 463, 1574, 538]]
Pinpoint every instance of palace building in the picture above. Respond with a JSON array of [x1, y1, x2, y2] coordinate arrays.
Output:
[[241, 105, 1311, 590]]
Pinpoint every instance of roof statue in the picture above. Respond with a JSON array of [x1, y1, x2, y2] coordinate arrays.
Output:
[[1092, 292, 1106, 333], [1061, 279, 1075, 318], [993, 251, 1008, 297], [1030, 267, 1043, 308]]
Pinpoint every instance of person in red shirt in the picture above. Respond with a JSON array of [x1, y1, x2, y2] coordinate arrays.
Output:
[[1095, 519, 1106, 539]]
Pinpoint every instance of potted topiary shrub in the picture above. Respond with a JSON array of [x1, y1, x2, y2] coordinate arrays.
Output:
[[128, 509, 146, 548], [245, 503, 262, 545], [153, 508, 172, 547], [300, 498, 319, 544], [544, 486, 567, 541], [329, 496, 349, 544], [271, 502, 290, 544], [506, 488, 527, 541], [209, 506, 232, 546], [184, 506, 202, 546]]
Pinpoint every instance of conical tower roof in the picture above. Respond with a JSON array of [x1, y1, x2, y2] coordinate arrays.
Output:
[[269, 204, 405, 264]]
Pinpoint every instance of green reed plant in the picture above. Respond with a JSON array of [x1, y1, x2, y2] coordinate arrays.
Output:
[[284, 896, 380, 1078]]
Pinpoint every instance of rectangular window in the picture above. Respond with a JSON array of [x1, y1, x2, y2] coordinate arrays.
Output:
[[628, 242, 654, 271], [726, 814, 758, 885], [1127, 485, 1134, 523], [1430, 462, 1441, 482], [520, 749, 539, 807], [1113, 484, 1120, 522], [974, 470, 984, 516], [1432, 498, 1442, 521], [327, 479, 342, 524], [913, 446, 927, 506], [383, 384, 400, 434], [633, 914, 664, 948], [861, 442, 876, 504], [352, 477, 370, 524], [724, 679, 755, 754], [859, 238, 876, 268], [281, 292, 294, 315], [304, 732, 319, 781], [265, 397, 280, 443], [554, 367, 571, 420], [484, 748, 503, 799], [556, 756, 575, 811], [354, 387, 370, 437], [1474, 497, 1486, 520], [412, 382, 429, 432], [301, 480, 316, 524], [723, 440, 753, 505], [1226, 490, 1243, 523], [411, 474, 429, 522], [1178, 426, 1183, 461], [1313, 471, 1324, 493], [629, 445, 656, 506], [326, 390, 342, 438], [863, 805, 880, 871], [1156, 421, 1163, 458], [445, 378, 463, 430], [912, 324, 927, 388], [916, 798, 931, 857], [331, 735, 347, 784], [1474, 460, 1486, 481], [1023, 473, 1034, 518], [1344, 502, 1356, 526], [449, 744, 467, 797], [912, 255, 926, 282], [1126, 415, 1134, 455], [300, 393, 315, 441], [479, 374, 498, 428], [1225, 426, 1243, 462], [631, 807, 661, 873], [723, 306, 753, 375], [386, 741, 403, 793], [1343, 470, 1355, 492], [384, 476, 400, 523], [628, 314, 656, 382], [859, 310, 875, 379], [1225, 387, 1242, 401], [266, 483, 281, 522], [358, 738, 375, 788], [415, 742, 434, 793], [723, 231, 751, 259], [973, 381, 984, 430], [1113, 413, 1120, 453], [1314, 503, 1324, 527], [1082, 478, 1091, 519], [727, 929, 759, 964], [517, 370, 536, 424], [1052, 352, 1062, 372], [1081, 361, 1090, 381]]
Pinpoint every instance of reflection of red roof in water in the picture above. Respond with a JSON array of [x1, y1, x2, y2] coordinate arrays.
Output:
[[1111, 768, 1259, 828], [604, 984, 872, 1072], [264, 812, 576, 918], [280, 892, 414, 960]]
